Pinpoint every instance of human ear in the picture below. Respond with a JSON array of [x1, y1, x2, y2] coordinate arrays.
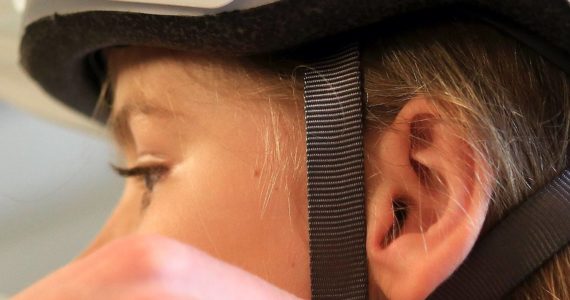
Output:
[[365, 97, 493, 300]]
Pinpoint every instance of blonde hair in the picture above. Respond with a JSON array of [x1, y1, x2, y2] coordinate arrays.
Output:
[[359, 19, 570, 299]]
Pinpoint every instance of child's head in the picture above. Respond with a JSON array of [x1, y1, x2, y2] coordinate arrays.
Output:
[[17, 2, 570, 299], [82, 19, 569, 299]]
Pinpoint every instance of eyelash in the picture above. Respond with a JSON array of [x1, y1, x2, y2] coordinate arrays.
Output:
[[112, 164, 168, 191]]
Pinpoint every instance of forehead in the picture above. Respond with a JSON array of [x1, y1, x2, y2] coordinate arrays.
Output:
[[104, 47, 290, 147], [105, 46, 293, 119], [107, 47, 216, 110], [105, 48, 227, 147], [107, 48, 254, 130]]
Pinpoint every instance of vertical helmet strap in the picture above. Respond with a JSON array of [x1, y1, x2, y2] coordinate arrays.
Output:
[[303, 43, 369, 300]]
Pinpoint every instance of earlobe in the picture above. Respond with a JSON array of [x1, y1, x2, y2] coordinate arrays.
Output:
[[365, 97, 493, 300]]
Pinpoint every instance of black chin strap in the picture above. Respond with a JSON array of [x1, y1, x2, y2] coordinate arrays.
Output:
[[303, 43, 369, 300], [429, 167, 570, 299]]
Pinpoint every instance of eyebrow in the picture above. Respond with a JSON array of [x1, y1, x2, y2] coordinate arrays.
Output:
[[108, 102, 181, 147]]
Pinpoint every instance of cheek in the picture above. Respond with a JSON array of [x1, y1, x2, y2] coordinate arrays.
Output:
[[141, 150, 269, 251], [138, 129, 309, 247], [134, 114, 310, 295]]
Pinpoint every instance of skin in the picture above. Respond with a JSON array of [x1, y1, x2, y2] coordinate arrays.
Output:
[[16, 45, 492, 300], [83, 47, 312, 298]]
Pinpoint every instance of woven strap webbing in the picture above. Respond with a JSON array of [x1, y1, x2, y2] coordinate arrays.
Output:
[[303, 44, 368, 300], [429, 168, 570, 299]]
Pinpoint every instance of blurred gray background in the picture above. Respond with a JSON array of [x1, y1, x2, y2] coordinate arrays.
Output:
[[0, 0, 123, 297]]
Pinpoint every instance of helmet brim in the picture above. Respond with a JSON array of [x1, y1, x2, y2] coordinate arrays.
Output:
[[20, 0, 570, 120]]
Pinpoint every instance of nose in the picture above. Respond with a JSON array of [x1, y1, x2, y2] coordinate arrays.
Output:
[[76, 195, 142, 259]]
